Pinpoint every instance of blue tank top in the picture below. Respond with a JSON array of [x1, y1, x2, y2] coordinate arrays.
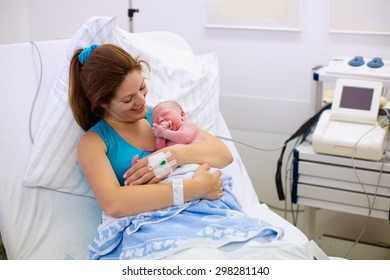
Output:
[[89, 107, 154, 186]]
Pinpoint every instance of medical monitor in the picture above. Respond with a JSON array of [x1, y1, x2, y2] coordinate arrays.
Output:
[[331, 79, 383, 124]]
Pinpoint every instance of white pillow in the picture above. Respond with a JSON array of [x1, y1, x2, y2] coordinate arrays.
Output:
[[23, 16, 220, 197]]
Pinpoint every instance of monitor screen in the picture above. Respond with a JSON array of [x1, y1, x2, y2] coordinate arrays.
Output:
[[339, 86, 374, 111]]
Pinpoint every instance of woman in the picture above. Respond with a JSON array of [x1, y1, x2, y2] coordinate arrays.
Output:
[[68, 44, 233, 218]]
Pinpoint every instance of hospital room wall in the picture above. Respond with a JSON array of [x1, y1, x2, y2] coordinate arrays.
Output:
[[2, 0, 390, 257], [0, 0, 129, 44]]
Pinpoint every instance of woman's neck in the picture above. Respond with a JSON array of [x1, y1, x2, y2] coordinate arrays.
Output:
[[103, 117, 156, 151]]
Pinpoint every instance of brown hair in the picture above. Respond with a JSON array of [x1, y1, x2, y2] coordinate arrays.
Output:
[[69, 44, 149, 131]]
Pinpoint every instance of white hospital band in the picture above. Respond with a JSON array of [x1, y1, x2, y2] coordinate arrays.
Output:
[[148, 151, 177, 179], [172, 178, 184, 206]]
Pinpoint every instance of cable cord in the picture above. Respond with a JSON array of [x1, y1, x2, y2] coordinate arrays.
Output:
[[216, 135, 284, 152], [28, 41, 43, 144], [284, 136, 301, 222], [344, 156, 386, 258], [217, 135, 305, 218], [275, 104, 332, 200], [343, 122, 388, 258]]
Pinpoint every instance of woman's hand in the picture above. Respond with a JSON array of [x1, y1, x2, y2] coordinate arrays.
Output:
[[123, 155, 159, 186], [123, 146, 181, 186], [191, 163, 223, 201]]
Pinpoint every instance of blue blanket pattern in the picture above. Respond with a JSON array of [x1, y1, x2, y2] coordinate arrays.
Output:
[[87, 165, 284, 260]]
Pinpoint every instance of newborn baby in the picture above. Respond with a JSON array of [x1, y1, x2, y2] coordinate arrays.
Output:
[[152, 100, 203, 150]]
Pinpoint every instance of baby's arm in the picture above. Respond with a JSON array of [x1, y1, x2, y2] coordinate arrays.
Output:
[[155, 136, 168, 150], [162, 121, 201, 144]]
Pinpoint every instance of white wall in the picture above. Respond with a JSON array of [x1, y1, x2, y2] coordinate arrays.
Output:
[[0, 0, 29, 44], [0, 0, 129, 44], [1, 0, 389, 257]]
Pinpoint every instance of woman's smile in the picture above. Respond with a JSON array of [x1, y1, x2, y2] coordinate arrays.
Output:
[[132, 104, 146, 114]]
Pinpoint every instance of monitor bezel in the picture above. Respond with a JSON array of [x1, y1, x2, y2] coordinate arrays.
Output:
[[331, 79, 383, 124]]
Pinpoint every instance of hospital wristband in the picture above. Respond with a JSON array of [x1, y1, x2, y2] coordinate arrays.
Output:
[[172, 178, 184, 206]]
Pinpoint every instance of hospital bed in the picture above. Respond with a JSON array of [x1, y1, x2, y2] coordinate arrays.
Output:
[[0, 16, 320, 260]]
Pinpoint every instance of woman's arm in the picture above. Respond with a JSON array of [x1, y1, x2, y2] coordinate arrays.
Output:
[[123, 130, 233, 186], [178, 129, 233, 167], [78, 131, 224, 218]]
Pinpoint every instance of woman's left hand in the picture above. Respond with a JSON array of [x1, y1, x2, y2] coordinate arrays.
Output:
[[123, 155, 157, 186], [123, 146, 181, 186]]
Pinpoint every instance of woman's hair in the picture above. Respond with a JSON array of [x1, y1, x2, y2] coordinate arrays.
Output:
[[69, 44, 149, 131]]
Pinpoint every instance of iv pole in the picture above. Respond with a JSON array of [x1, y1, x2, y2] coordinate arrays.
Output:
[[128, 0, 139, 33]]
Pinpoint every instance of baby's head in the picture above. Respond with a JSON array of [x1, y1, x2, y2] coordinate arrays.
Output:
[[152, 101, 185, 130]]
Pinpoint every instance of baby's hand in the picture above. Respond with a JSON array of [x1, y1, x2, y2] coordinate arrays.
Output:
[[160, 120, 172, 129], [152, 123, 165, 137], [131, 154, 139, 166]]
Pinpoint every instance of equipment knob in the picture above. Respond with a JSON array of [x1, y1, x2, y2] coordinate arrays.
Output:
[[367, 57, 384, 68], [348, 56, 365, 67]]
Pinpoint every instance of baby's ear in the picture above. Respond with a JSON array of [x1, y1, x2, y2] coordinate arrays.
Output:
[[180, 110, 185, 121]]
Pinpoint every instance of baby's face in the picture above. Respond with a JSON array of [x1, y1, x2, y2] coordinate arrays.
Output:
[[152, 103, 184, 131]]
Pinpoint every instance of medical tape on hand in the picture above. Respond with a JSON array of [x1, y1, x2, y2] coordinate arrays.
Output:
[[148, 151, 177, 178], [172, 178, 184, 206]]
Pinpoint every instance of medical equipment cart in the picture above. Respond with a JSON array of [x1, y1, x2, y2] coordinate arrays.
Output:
[[292, 58, 390, 239]]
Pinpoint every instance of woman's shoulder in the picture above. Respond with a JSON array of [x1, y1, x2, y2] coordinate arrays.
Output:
[[79, 130, 105, 145], [78, 130, 106, 154], [88, 119, 114, 142], [80, 119, 107, 147]]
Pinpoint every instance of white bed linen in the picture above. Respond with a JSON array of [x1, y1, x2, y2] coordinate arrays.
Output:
[[0, 34, 308, 260], [0, 40, 101, 259]]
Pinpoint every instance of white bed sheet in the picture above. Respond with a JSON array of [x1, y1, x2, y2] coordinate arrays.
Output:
[[0, 34, 308, 260]]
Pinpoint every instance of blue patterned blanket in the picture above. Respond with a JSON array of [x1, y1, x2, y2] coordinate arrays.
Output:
[[87, 165, 284, 260]]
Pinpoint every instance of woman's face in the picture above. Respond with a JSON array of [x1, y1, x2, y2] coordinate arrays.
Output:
[[103, 70, 148, 123]]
